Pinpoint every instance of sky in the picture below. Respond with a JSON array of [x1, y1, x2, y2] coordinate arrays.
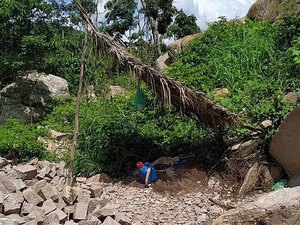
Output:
[[96, 0, 256, 30], [174, 0, 255, 29]]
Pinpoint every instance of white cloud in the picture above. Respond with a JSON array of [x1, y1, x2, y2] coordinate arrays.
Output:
[[174, 0, 255, 30], [95, 0, 255, 30]]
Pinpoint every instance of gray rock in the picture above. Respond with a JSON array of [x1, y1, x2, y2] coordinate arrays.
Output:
[[20, 202, 35, 216], [0, 217, 19, 225], [115, 212, 131, 225], [23, 220, 38, 225], [89, 186, 103, 198], [74, 203, 88, 221], [63, 205, 75, 214], [49, 130, 69, 141], [62, 186, 77, 205], [26, 207, 46, 224], [23, 187, 43, 206], [0, 71, 70, 123], [213, 186, 300, 225], [0, 158, 8, 169], [42, 199, 57, 215], [270, 107, 300, 177], [10, 179, 26, 191], [88, 198, 108, 214], [14, 165, 37, 180], [0, 191, 3, 213], [38, 184, 57, 201], [44, 212, 59, 225], [238, 162, 261, 195], [102, 216, 120, 225], [93, 204, 118, 220], [47, 209, 67, 223], [78, 221, 99, 225], [31, 180, 47, 193], [65, 220, 78, 225], [7, 214, 26, 224], [0, 178, 16, 194], [3, 193, 23, 215], [55, 198, 67, 210]]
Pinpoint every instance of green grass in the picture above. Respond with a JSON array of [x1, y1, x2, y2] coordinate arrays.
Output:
[[168, 18, 299, 129]]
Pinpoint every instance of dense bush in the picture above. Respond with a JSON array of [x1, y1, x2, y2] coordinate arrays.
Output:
[[168, 17, 300, 143], [44, 92, 217, 177], [0, 119, 52, 161]]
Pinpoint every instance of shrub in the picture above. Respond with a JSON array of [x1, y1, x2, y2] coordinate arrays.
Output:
[[45, 92, 216, 177], [0, 119, 50, 161], [167, 18, 300, 144], [74, 94, 214, 177]]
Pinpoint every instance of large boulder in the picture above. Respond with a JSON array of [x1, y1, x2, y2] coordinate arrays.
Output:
[[156, 53, 171, 72], [0, 70, 70, 123], [247, 0, 300, 22], [270, 107, 300, 186], [155, 33, 203, 71], [213, 186, 300, 225]]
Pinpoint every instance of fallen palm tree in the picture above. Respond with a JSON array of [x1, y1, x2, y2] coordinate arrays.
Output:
[[74, 1, 239, 128]]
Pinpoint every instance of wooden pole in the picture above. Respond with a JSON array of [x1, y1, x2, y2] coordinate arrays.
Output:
[[67, 23, 89, 186]]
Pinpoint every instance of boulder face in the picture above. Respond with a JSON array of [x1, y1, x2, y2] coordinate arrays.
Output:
[[213, 186, 300, 225], [156, 33, 203, 72], [0, 70, 70, 123], [247, 0, 300, 22], [270, 107, 300, 178]]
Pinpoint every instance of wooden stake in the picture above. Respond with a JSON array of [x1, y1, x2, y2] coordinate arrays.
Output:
[[67, 23, 89, 186]]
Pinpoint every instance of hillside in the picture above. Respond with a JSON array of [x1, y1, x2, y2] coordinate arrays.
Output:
[[1, 0, 300, 224]]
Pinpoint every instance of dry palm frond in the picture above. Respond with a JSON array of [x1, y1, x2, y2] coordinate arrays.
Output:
[[74, 0, 239, 128]]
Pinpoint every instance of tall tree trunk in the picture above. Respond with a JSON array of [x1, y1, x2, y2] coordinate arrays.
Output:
[[67, 24, 88, 186], [140, 0, 161, 57]]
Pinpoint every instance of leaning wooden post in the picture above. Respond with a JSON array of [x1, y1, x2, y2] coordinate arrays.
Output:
[[67, 24, 89, 186]]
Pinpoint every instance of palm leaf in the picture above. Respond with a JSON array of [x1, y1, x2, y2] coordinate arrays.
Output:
[[74, 0, 239, 128]]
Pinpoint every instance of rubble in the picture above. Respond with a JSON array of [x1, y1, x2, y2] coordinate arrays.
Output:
[[14, 165, 37, 180], [259, 119, 272, 129], [74, 203, 88, 221], [0, 157, 8, 169], [1, 157, 294, 224], [238, 162, 261, 195]]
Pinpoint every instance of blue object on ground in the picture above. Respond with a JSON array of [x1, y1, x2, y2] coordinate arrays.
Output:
[[172, 159, 187, 169], [138, 162, 157, 184]]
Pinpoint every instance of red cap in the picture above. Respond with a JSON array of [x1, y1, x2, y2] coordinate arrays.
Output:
[[136, 162, 144, 169]]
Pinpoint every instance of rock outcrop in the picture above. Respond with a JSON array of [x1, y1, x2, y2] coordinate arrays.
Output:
[[213, 186, 300, 225], [0, 70, 70, 123], [270, 107, 300, 186], [156, 33, 203, 72], [247, 0, 300, 22]]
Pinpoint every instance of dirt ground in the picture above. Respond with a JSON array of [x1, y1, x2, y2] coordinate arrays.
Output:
[[111, 162, 242, 199]]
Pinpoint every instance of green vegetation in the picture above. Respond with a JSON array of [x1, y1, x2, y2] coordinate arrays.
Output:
[[1, 0, 300, 178], [44, 92, 218, 177], [167, 10, 201, 39], [0, 119, 53, 161], [168, 17, 300, 144]]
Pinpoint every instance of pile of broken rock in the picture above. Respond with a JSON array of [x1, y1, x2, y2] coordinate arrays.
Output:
[[0, 157, 130, 225]]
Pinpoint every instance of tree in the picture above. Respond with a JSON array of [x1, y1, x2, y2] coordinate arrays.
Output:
[[141, 0, 177, 57], [0, 0, 95, 92], [168, 10, 201, 39], [104, 0, 137, 39], [102, 0, 177, 58], [75, 0, 239, 129]]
